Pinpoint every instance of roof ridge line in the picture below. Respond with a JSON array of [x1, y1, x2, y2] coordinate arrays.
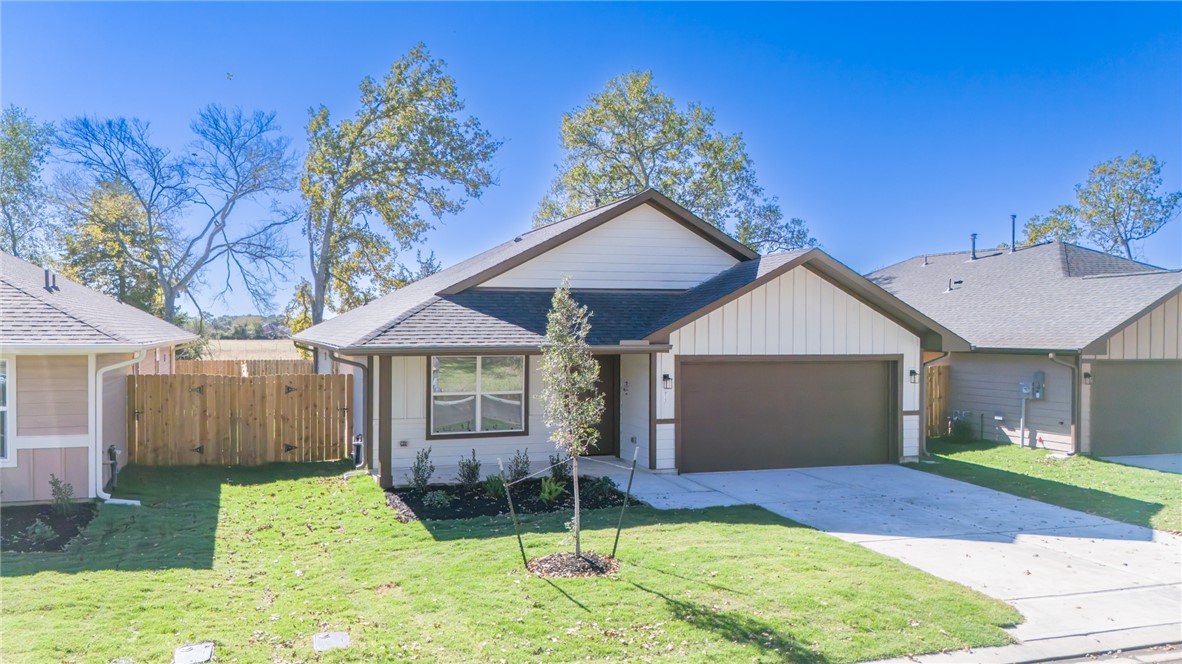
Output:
[[1079, 269, 1182, 281], [520, 192, 641, 235], [0, 274, 122, 342]]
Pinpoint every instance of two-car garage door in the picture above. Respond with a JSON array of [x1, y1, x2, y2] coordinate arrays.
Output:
[[678, 359, 897, 473], [1091, 360, 1182, 457]]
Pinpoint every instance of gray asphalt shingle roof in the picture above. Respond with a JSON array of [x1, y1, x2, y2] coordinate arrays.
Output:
[[867, 242, 1182, 351], [0, 251, 197, 348]]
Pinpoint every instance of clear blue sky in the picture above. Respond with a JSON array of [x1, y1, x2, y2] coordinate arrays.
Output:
[[3, 2, 1180, 316]]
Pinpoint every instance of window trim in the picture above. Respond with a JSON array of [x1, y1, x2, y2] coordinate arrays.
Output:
[[0, 356, 11, 460], [426, 354, 530, 440]]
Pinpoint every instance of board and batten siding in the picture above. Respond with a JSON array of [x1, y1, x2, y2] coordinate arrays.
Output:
[[0, 447, 90, 503], [939, 352, 1074, 452], [15, 355, 89, 437], [480, 204, 740, 290], [381, 355, 562, 480], [653, 265, 923, 468], [1080, 288, 1182, 454]]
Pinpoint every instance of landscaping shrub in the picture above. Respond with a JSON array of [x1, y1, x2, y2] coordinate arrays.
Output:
[[581, 476, 618, 502], [507, 449, 530, 483], [422, 490, 453, 509], [49, 474, 75, 517], [409, 447, 434, 491], [549, 452, 571, 483], [456, 449, 482, 488], [539, 477, 565, 506], [19, 519, 56, 546], [483, 476, 506, 500]]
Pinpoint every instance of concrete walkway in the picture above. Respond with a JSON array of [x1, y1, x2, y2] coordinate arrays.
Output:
[[1103, 454, 1182, 475], [581, 460, 1182, 662]]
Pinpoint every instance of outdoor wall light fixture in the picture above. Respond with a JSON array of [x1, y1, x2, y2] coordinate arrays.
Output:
[[1083, 372, 1093, 385], [662, 373, 673, 389], [909, 369, 919, 384]]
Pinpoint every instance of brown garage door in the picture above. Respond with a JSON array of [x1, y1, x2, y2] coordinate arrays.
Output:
[[1091, 360, 1182, 457], [679, 359, 896, 473]]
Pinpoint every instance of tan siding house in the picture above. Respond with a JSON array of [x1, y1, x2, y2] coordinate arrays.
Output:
[[0, 252, 195, 504], [294, 190, 965, 483], [871, 243, 1182, 457]]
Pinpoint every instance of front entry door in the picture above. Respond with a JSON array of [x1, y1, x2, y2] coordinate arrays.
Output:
[[586, 355, 619, 456]]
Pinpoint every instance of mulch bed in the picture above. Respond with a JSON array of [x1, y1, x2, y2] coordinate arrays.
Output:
[[527, 552, 619, 578], [1, 503, 97, 553], [387, 476, 638, 523]]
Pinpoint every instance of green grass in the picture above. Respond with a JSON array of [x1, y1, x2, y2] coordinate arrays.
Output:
[[1, 463, 1018, 663], [912, 440, 1182, 533]]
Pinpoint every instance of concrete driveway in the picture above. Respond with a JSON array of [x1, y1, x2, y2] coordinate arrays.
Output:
[[582, 460, 1182, 661], [1103, 454, 1182, 475]]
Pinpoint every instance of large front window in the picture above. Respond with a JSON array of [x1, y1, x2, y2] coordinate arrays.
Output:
[[430, 355, 526, 436]]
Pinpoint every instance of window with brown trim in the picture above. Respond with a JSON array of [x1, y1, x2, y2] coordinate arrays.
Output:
[[430, 356, 526, 436]]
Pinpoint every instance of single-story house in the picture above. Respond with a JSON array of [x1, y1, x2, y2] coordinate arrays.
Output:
[[869, 242, 1182, 456], [0, 251, 195, 503], [294, 190, 966, 484]]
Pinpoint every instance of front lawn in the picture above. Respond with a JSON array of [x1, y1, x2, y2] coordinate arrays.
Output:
[[0, 463, 1018, 663], [912, 440, 1182, 533]]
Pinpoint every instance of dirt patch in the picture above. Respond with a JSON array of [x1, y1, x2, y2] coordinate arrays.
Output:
[[386, 476, 637, 522], [527, 552, 619, 578], [1, 503, 97, 553]]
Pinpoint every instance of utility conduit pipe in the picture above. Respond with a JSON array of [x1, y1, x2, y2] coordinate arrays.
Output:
[[94, 349, 146, 504]]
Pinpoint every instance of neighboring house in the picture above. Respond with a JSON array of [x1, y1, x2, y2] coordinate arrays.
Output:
[[869, 242, 1182, 457], [294, 190, 965, 484], [0, 252, 196, 503]]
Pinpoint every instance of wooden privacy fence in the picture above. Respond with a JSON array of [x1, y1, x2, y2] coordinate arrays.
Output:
[[128, 374, 352, 466], [175, 359, 313, 376], [926, 365, 950, 438]]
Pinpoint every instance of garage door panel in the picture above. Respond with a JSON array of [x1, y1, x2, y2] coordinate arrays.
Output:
[[1092, 361, 1182, 457], [679, 360, 893, 472]]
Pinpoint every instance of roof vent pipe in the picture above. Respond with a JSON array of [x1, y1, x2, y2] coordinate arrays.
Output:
[[1010, 214, 1017, 253], [43, 268, 52, 292], [51, 273, 58, 291], [970, 233, 978, 260]]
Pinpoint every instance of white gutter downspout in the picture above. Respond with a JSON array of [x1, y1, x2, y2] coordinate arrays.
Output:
[[94, 349, 146, 504], [1048, 352, 1080, 456]]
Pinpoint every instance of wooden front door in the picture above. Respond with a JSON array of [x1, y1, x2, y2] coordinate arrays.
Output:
[[586, 355, 620, 456]]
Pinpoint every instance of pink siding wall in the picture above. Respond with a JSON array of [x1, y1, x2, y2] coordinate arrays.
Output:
[[15, 355, 89, 436], [0, 447, 90, 503]]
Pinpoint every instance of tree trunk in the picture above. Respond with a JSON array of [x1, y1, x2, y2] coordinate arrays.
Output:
[[311, 274, 328, 325], [572, 455, 581, 557], [162, 285, 177, 323], [1122, 238, 1134, 260]]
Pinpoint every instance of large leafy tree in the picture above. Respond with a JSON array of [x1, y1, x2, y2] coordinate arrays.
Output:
[[535, 70, 814, 254], [0, 106, 56, 261], [56, 105, 296, 322], [1025, 153, 1181, 259], [290, 44, 500, 332], [56, 179, 162, 314], [540, 279, 605, 558]]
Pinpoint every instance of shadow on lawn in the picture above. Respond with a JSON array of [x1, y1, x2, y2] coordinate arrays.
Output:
[[0, 461, 347, 577], [914, 441, 1165, 532], [632, 583, 828, 663]]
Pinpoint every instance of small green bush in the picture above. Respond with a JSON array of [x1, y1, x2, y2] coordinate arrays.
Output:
[[483, 476, 506, 500], [539, 477, 565, 506], [20, 518, 56, 546], [581, 475, 618, 502], [422, 490, 453, 509], [409, 447, 434, 491], [549, 452, 571, 483], [949, 416, 976, 442], [49, 474, 75, 517], [507, 449, 530, 483], [457, 449, 482, 488]]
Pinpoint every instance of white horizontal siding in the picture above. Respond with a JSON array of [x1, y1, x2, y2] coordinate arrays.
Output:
[[618, 353, 649, 465], [903, 414, 920, 458], [944, 353, 1074, 452], [655, 423, 676, 470], [480, 203, 739, 290], [665, 265, 922, 413], [385, 355, 561, 483]]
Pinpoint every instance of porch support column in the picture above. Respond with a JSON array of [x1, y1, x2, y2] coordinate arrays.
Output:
[[377, 355, 393, 488], [648, 353, 657, 470]]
